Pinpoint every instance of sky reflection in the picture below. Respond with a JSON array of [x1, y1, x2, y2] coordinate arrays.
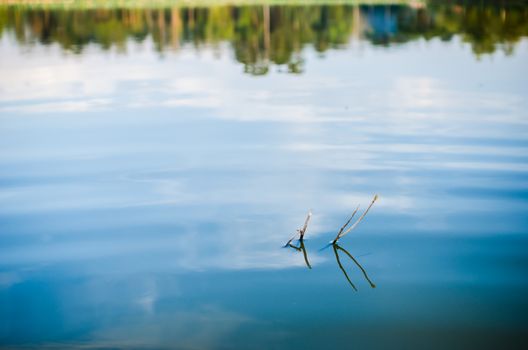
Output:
[[1, 1, 528, 349], [1, 35, 526, 233]]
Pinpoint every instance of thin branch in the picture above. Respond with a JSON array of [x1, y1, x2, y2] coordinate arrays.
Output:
[[334, 205, 360, 241], [284, 231, 299, 247], [284, 209, 312, 246], [334, 194, 378, 243], [299, 209, 312, 240]]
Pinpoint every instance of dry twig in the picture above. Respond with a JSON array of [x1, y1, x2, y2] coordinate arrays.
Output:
[[284, 209, 312, 246], [333, 194, 378, 243]]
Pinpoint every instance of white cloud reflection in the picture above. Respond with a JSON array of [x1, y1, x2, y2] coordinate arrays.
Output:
[[1, 99, 112, 113], [1, 36, 527, 275]]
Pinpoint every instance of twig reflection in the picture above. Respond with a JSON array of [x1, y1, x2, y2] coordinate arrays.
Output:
[[286, 239, 312, 269], [332, 243, 375, 290], [332, 243, 357, 290]]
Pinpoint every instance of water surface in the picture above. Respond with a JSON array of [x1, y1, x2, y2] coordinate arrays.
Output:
[[0, 1, 528, 349]]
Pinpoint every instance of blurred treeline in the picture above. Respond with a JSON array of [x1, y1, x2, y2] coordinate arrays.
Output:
[[0, 2, 527, 74]]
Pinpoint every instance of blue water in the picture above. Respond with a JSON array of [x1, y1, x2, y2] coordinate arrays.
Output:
[[0, 2, 528, 349]]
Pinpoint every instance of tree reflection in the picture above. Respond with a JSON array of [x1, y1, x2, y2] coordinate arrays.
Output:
[[0, 1, 526, 74]]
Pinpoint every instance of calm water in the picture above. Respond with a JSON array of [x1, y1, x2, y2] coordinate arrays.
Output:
[[1, 1, 528, 349]]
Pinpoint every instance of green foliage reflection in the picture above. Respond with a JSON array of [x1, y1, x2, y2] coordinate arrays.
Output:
[[0, 2, 527, 74]]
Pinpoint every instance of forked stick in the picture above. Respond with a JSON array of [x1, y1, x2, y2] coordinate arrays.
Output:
[[333, 194, 378, 243], [336, 205, 360, 237], [284, 209, 312, 246]]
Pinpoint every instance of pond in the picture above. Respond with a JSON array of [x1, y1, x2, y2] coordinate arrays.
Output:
[[0, 1, 527, 348]]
